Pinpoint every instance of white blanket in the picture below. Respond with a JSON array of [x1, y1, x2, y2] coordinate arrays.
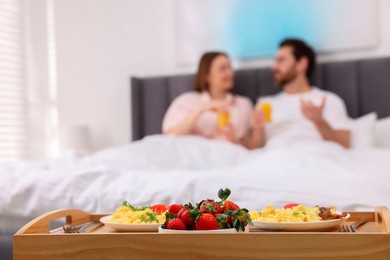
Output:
[[1, 135, 390, 223]]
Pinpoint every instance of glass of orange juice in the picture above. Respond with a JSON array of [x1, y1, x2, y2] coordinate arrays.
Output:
[[217, 112, 230, 129], [258, 102, 272, 123]]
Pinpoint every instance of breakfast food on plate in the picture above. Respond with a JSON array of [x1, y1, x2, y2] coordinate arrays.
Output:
[[250, 204, 347, 223], [109, 201, 167, 224], [162, 188, 252, 231], [318, 206, 348, 220]]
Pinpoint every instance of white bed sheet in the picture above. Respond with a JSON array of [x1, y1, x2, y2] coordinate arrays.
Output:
[[1, 135, 390, 230]]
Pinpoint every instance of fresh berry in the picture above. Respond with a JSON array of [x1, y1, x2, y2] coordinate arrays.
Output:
[[166, 218, 187, 230], [195, 213, 219, 230], [200, 200, 222, 214], [231, 209, 252, 231], [223, 200, 240, 211], [177, 207, 186, 219], [180, 209, 196, 226], [151, 204, 168, 215], [215, 213, 231, 229], [168, 204, 183, 215]]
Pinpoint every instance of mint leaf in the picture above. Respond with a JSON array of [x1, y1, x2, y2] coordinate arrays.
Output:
[[139, 205, 151, 211], [141, 212, 158, 223], [218, 188, 231, 201], [122, 201, 136, 211], [122, 201, 151, 211]]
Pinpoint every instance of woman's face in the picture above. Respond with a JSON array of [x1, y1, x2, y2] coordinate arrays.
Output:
[[207, 55, 234, 92]]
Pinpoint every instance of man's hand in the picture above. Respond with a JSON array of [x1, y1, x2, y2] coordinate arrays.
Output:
[[250, 109, 265, 129], [300, 96, 326, 123], [300, 96, 350, 148]]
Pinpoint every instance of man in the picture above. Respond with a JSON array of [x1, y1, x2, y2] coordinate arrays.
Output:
[[250, 38, 351, 149]]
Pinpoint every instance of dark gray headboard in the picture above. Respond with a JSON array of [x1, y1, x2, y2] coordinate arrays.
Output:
[[131, 57, 390, 141]]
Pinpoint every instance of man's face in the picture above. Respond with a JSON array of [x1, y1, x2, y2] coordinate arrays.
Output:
[[272, 46, 299, 86]]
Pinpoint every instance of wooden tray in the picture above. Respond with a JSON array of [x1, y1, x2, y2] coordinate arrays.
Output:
[[14, 206, 390, 259]]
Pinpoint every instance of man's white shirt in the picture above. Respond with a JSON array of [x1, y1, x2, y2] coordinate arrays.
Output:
[[257, 87, 349, 146]]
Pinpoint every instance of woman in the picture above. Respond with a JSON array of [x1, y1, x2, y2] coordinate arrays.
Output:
[[162, 52, 265, 149]]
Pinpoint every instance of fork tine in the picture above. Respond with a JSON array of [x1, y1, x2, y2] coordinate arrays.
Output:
[[63, 222, 99, 233], [339, 225, 345, 232], [338, 224, 349, 232], [71, 226, 80, 233], [347, 225, 353, 232], [340, 225, 347, 232], [339, 220, 368, 233], [350, 225, 356, 232], [343, 225, 349, 232], [63, 225, 79, 233]]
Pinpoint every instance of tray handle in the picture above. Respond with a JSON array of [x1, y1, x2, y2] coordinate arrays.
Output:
[[15, 209, 93, 235], [375, 206, 390, 233]]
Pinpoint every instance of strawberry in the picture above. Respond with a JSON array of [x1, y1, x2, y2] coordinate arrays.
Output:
[[177, 207, 186, 219], [180, 209, 196, 226], [231, 208, 252, 231], [215, 213, 232, 229], [195, 213, 219, 230], [199, 200, 222, 214], [166, 218, 187, 230], [223, 200, 240, 211], [168, 204, 183, 215]]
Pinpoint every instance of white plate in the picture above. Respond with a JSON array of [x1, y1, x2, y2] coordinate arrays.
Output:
[[252, 213, 350, 231], [158, 226, 249, 233], [100, 215, 161, 232]]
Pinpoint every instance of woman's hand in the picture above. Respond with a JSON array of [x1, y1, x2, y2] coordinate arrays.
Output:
[[250, 109, 265, 129], [217, 123, 238, 143]]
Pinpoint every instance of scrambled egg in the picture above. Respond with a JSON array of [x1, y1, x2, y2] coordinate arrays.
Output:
[[250, 205, 322, 223], [109, 206, 166, 224]]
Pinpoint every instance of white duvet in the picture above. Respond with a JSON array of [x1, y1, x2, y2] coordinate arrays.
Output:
[[1, 135, 390, 225]]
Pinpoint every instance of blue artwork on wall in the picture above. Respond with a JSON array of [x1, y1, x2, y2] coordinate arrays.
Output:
[[227, 0, 315, 59], [175, 0, 378, 64]]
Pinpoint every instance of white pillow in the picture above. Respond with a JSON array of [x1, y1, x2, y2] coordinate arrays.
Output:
[[348, 112, 377, 149], [374, 116, 390, 148]]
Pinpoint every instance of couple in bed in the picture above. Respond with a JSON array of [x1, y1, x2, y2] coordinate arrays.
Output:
[[162, 39, 351, 150]]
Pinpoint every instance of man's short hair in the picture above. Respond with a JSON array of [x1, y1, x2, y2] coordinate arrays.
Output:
[[279, 38, 316, 79]]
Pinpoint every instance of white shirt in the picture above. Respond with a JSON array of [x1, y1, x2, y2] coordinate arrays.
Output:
[[257, 87, 349, 145]]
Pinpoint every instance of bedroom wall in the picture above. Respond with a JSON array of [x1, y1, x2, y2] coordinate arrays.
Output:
[[52, 0, 390, 151]]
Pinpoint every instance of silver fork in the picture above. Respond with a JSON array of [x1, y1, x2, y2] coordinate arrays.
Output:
[[338, 220, 367, 233], [63, 222, 101, 233]]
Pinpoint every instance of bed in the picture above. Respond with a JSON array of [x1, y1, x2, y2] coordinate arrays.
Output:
[[2, 57, 390, 259], [130, 57, 390, 140]]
